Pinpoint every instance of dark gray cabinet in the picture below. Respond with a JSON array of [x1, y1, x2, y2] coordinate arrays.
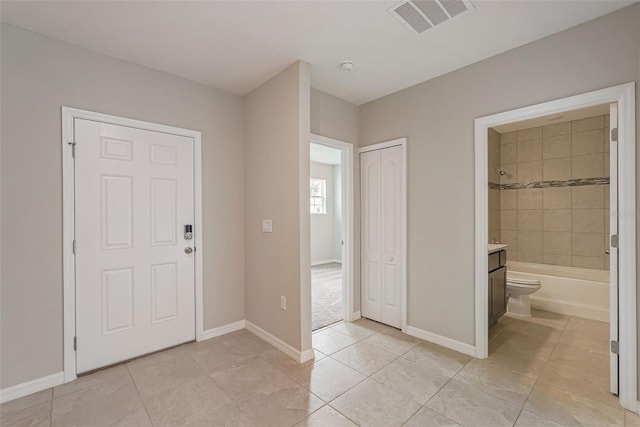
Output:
[[489, 250, 507, 327]]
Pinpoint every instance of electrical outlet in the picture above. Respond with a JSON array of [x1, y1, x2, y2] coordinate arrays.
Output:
[[280, 295, 286, 310]]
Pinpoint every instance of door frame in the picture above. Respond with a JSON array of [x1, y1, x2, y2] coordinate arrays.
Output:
[[309, 134, 355, 322], [473, 82, 637, 411], [61, 107, 204, 383], [359, 138, 408, 332]]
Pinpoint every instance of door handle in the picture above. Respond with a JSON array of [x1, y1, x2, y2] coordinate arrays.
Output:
[[184, 247, 193, 254]]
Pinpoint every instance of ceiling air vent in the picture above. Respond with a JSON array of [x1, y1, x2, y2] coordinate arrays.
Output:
[[389, 0, 473, 35]]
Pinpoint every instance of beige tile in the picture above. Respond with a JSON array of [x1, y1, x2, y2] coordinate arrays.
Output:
[[572, 154, 605, 179], [572, 255, 604, 270], [426, 380, 520, 427], [372, 357, 450, 405], [289, 357, 365, 402], [211, 359, 323, 426], [489, 188, 501, 208], [514, 409, 566, 426], [490, 330, 557, 361], [543, 253, 572, 267], [543, 157, 571, 181], [295, 406, 356, 427], [572, 185, 604, 208], [572, 232, 604, 257], [55, 365, 133, 399], [517, 189, 542, 210], [142, 376, 242, 427], [130, 355, 208, 399], [0, 389, 51, 416], [538, 362, 617, 409], [605, 151, 610, 176], [52, 368, 151, 427], [500, 143, 516, 164], [527, 309, 571, 330], [543, 231, 571, 255], [126, 341, 193, 371], [518, 230, 542, 253], [362, 329, 419, 356], [604, 184, 610, 209], [572, 208, 604, 233], [499, 164, 517, 185], [548, 344, 609, 378], [500, 210, 517, 231], [500, 230, 517, 252], [543, 121, 572, 138], [402, 342, 471, 378], [190, 330, 270, 374], [332, 341, 397, 376], [500, 190, 517, 210], [517, 210, 542, 231], [454, 359, 536, 406], [518, 251, 542, 263], [605, 126, 611, 147], [543, 209, 571, 232], [0, 401, 50, 427], [543, 134, 571, 159], [517, 160, 542, 183], [330, 379, 421, 427], [500, 131, 517, 145], [404, 407, 461, 427], [260, 348, 313, 376], [625, 410, 640, 427], [543, 187, 571, 209], [572, 129, 605, 156], [517, 139, 542, 162], [572, 115, 605, 133], [314, 349, 326, 361], [524, 383, 623, 426], [517, 127, 542, 142], [565, 316, 609, 335], [312, 328, 360, 355]]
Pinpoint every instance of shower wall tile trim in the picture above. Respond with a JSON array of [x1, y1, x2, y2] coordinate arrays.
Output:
[[491, 114, 610, 271]]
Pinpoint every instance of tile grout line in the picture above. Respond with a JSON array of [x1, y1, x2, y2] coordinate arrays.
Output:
[[124, 364, 155, 426], [48, 388, 53, 427]]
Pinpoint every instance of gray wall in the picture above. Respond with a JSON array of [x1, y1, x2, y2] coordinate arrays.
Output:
[[359, 5, 640, 345], [244, 61, 312, 351], [0, 24, 246, 388], [310, 89, 360, 313]]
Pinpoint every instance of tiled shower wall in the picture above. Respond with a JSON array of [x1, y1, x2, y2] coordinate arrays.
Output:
[[495, 115, 610, 271], [488, 128, 501, 243]]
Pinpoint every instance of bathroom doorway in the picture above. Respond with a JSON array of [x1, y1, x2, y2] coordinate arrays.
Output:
[[474, 83, 637, 411], [309, 135, 354, 331]]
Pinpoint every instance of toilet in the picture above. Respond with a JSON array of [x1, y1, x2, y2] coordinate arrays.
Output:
[[506, 276, 542, 317]]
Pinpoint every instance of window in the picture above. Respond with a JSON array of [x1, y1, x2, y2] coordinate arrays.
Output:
[[310, 178, 326, 214]]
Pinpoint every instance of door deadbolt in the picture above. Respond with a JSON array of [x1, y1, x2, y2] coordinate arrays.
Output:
[[184, 224, 193, 240]]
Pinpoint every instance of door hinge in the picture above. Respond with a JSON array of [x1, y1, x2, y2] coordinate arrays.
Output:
[[611, 128, 618, 142], [72, 239, 76, 254], [68, 141, 76, 157], [73, 336, 77, 351], [611, 235, 618, 249], [611, 340, 619, 355]]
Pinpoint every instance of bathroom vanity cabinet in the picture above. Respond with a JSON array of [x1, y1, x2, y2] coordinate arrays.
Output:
[[488, 249, 507, 327]]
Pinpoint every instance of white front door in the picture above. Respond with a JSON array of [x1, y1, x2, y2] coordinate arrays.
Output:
[[361, 144, 403, 328], [609, 102, 619, 395], [75, 118, 195, 373]]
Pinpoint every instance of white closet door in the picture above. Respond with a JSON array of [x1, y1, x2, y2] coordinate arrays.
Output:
[[380, 146, 402, 328], [361, 145, 403, 328], [75, 119, 195, 373]]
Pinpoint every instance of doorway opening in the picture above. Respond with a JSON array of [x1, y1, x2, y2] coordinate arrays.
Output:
[[309, 135, 354, 332], [474, 83, 636, 411]]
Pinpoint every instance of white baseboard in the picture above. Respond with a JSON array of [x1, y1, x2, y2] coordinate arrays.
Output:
[[198, 320, 246, 342], [245, 320, 309, 363], [0, 371, 64, 404], [405, 325, 476, 357], [352, 311, 361, 320], [311, 259, 342, 266]]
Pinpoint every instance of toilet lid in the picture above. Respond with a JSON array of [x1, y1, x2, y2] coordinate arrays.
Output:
[[507, 277, 541, 286]]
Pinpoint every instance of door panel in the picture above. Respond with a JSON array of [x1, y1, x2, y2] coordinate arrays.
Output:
[[75, 119, 195, 373], [361, 150, 382, 321]]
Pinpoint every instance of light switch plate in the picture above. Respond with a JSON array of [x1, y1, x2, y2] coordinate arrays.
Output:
[[262, 219, 273, 233]]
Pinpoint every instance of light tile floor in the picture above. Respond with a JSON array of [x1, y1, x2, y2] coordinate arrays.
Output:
[[2, 309, 639, 426]]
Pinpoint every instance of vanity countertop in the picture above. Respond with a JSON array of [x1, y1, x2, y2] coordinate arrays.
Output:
[[488, 243, 509, 254]]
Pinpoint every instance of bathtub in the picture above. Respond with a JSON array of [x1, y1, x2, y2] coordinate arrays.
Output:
[[507, 261, 610, 322]]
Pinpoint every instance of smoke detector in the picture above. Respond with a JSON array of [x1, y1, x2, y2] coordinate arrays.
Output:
[[389, 0, 473, 35], [339, 61, 354, 72]]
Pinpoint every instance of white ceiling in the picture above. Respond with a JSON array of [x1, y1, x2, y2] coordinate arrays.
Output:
[[493, 104, 611, 134], [310, 142, 341, 165], [1, 1, 634, 105]]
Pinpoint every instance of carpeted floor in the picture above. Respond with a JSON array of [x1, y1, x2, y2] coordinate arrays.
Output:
[[312, 263, 343, 331]]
